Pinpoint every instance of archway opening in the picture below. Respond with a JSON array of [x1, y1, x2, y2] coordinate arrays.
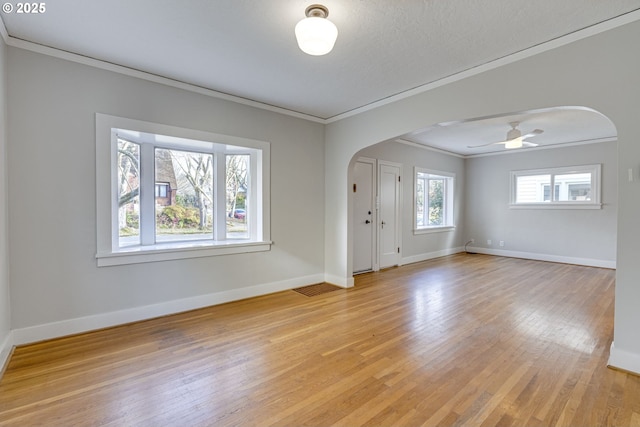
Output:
[[347, 106, 618, 277]]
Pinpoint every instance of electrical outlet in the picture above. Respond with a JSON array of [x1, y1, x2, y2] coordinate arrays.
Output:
[[487, 239, 492, 245], [499, 241, 504, 247]]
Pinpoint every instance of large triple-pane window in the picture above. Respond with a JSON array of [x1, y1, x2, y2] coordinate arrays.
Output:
[[115, 135, 257, 249], [415, 168, 455, 233], [510, 164, 601, 208], [97, 114, 271, 266]]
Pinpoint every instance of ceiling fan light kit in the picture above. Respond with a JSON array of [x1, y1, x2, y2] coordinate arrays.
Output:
[[295, 4, 338, 56], [504, 138, 523, 149]]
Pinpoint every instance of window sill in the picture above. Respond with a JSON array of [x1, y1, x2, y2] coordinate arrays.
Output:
[[97, 240, 272, 267], [509, 203, 602, 210], [414, 226, 455, 235]]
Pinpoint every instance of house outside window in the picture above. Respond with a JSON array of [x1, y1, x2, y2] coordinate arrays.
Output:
[[510, 164, 601, 209], [414, 167, 455, 234], [96, 114, 271, 266]]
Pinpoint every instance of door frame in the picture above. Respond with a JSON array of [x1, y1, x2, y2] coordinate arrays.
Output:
[[377, 160, 403, 269], [352, 157, 378, 274]]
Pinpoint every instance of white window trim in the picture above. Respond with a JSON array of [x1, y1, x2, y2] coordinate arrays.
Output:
[[414, 226, 456, 235], [509, 164, 602, 209], [414, 167, 455, 234], [96, 113, 271, 266]]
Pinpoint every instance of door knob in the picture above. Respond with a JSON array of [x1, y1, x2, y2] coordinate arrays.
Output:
[[365, 220, 371, 224]]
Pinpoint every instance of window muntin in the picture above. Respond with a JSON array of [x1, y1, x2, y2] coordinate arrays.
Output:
[[542, 183, 559, 202], [415, 168, 455, 232], [96, 114, 271, 266], [510, 165, 601, 208]]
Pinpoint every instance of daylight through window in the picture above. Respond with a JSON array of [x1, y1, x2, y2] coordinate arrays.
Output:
[[96, 114, 271, 266], [415, 168, 455, 233], [510, 164, 601, 208]]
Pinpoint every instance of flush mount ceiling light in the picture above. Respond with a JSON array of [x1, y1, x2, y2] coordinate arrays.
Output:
[[295, 4, 338, 56]]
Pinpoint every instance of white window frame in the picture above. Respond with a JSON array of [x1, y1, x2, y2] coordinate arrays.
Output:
[[414, 167, 455, 234], [96, 114, 271, 266], [510, 164, 602, 209]]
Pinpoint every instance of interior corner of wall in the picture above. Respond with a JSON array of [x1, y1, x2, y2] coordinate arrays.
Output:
[[0, 329, 14, 377], [607, 341, 640, 376], [324, 273, 354, 288]]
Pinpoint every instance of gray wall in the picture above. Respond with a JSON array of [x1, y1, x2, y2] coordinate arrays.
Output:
[[465, 142, 617, 265], [350, 139, 617, 269], [7, 47, 325, 332], [355, 141, 465, 262], [0, 35, 11, 365]]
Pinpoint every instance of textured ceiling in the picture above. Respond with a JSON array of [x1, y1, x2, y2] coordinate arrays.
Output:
[[2, 0, 640, 121], [402, 107, 618, 156], [1, 1, 637, 155]]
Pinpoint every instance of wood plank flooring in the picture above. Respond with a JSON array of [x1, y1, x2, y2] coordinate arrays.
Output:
[[1, 254, 639, 426]]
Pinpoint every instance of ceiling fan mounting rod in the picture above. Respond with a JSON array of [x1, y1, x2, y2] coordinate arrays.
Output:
[[507, 122, 522, 141]]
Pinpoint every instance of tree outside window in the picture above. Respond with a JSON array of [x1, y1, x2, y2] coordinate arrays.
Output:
[[96, 114, 271, 266], [117, 139, 140, 245], [415, 168, 454, 232], [114, 136, 258, 247], [226, 154, 249, 238]]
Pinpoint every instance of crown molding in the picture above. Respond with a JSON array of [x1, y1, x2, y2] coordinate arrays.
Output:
[[395, 139, 465, 158], [2, 9, 639, 125], [324, 9, 640, 123], [396, 136, 617, 159], [2, 35, 326, 124]]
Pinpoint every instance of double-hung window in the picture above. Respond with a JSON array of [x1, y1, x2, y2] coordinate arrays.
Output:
[[96, 114, 271, 266], [414, 168, 455, 233], [510, 164, 601, 209]]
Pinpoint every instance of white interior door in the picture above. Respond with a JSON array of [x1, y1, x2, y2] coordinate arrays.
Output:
[[379, 162, 401, 269], [353, 159, 375, 273]]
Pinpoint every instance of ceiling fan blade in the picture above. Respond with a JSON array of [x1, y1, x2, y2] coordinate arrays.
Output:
[[467, 128, 543, 149], [521, 129, 544, 139], [466, 141, 506, 148]]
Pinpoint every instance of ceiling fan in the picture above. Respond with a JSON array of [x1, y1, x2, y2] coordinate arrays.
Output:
[[467, 121, 544, 149]]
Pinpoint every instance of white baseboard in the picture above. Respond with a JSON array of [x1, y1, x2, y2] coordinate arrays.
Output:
[[0, 330, 14, 375], [465, 247, 616, 269], [401, 247, 464, 266], [608, 342, 640, 375], [12, 274, 325, 346]]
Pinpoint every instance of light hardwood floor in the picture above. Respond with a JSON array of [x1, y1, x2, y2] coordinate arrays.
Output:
[[1, 254, 639, 426]]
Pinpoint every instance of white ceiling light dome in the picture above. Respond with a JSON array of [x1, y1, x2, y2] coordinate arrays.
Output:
[[295, 4, 338, 56]]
